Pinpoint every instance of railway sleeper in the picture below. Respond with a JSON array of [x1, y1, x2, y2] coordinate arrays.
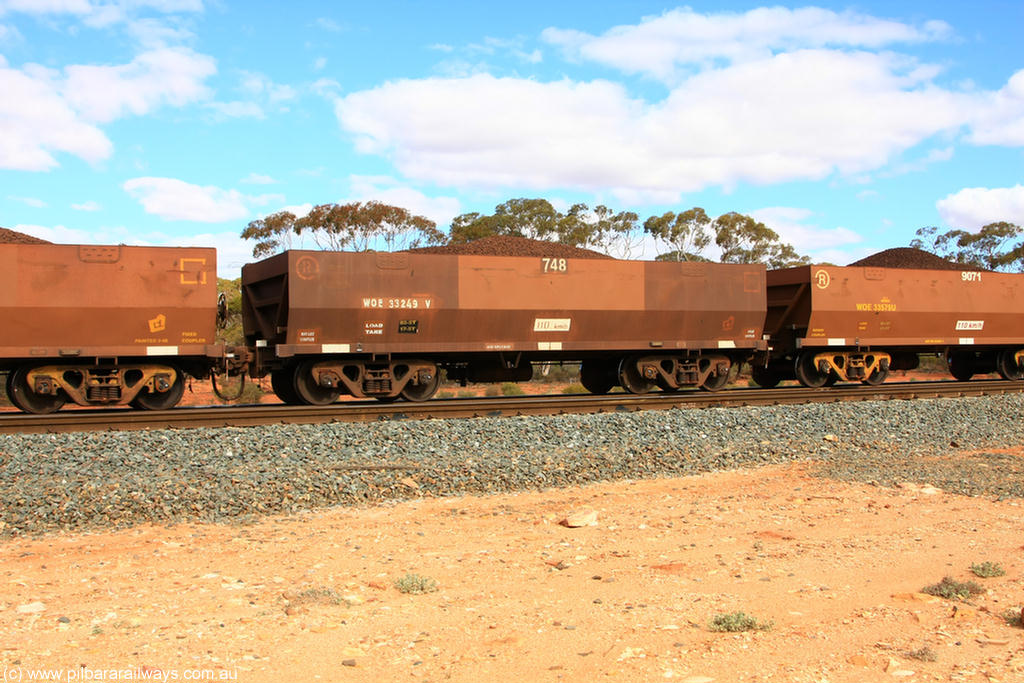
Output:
[[17, 364, 181, 411]]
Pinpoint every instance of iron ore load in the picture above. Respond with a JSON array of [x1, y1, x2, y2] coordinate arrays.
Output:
[[240, 250, 767, 403]]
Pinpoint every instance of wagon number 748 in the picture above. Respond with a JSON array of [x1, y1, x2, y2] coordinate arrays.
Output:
[[542, 257, 568, 273]]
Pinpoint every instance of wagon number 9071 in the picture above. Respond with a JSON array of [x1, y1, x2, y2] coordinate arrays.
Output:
[[542, 257, 568, 273], [961, 271, 982, 282]]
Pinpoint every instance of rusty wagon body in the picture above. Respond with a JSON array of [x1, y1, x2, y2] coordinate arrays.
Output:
[[0, 243, 221, 412], [756, 264, 1024, 386], [241, 250, 767, 403]]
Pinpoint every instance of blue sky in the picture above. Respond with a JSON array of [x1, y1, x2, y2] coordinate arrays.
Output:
[[1, 1, 1022, 276]]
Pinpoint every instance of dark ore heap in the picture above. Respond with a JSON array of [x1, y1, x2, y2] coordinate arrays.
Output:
[[848, 247, 964, 270], [0, 227, 51, 245], [411, 235, 612, 259]]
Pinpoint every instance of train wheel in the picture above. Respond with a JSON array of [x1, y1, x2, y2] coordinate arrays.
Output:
[[699, 363, 732, 392], [293, 360, 341, 405], [580, 360, 616, 394], [6, 366, 66, 414], [996, 350, 1024, 380], [947, 352, 974, 382], [862, 366, 889, 386], [131, 369, 186, 410], [618, 356, 654, 394], [750, 365, 781, 389], [400, 365, 440, 402], [794, 353, 829, 388], [271, 368, 303, 405]]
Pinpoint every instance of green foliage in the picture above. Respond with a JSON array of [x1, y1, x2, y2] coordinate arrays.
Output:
[[213, 376, 264, 405], [708, 611, 773, 632], [500, 382, 526, 396], [921, 576, 984, 601], [437, 389, 455, 399], [1001, 607, 1023, 627], [241, 201, 443, 257], [216, 277, 245, 346], [457, 389, 477, 398], [394, 573, 439, 594], [644, 207, 807, 266], [644, 207, 712, 261], [712, 212, 809, 268], [484, 385, 502, 397], [562, 383, 587, 394], [536, 363, 580, 382], [449, 198, 642, 257], [911, 222, 1024, 271], [970, 561, 1006, 578]]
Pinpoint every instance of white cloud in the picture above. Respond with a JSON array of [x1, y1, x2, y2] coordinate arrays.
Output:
[[0, 47, 213, 170], [346, 175, 461, 227], [968, 69, 1024, 146], [62, 47, 215, 123], [936, 185, 1024, 230], [750, 206, 863, 261], [0, 58, 113, 170], [335, 50, 975, 199], [71, 199, 101, 211], [7, 195, 47, 207], [280, 203, 313, 218], [543, 7, 950, 82], [123, 177, 253, 222], [239, 71, 296, 104]]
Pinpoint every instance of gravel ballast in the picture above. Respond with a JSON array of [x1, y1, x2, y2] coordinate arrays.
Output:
[[2, 394, 1024, 537]]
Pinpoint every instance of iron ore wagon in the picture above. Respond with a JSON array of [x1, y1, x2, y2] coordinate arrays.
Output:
[[241, 250, 768, 404], [0, 243, 221, 412]]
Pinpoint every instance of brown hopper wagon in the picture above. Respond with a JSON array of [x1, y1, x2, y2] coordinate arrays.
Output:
[[0, 243, 221, 412], [241, 250, 767, 403], [755, 264, 1024, 387]]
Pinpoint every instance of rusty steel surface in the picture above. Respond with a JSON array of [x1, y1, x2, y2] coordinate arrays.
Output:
[[0, 244, 219, 364], [1, 379, 1021, 434], [242, 250, 767, 359], [766, 265, 1024, 349]]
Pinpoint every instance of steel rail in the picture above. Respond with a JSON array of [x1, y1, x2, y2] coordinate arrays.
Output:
[[0, 379, 1021, 435]]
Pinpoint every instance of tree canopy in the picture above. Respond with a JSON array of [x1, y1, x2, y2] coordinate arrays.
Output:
[[910, 222, 1024, 271], [645, 207, 808, 267], [241, 201, 443, 258], [449, 198, 642, 257], [242, 196, 809, 267]]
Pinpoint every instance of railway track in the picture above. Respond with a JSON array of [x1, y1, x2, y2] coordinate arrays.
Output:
[[1, 379, 1022, 434]]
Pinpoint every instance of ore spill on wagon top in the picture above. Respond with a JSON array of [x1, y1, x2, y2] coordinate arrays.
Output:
[[410, 235, 612, 259], [0, 227, 51, 245], [847, 247, 965, 270]]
